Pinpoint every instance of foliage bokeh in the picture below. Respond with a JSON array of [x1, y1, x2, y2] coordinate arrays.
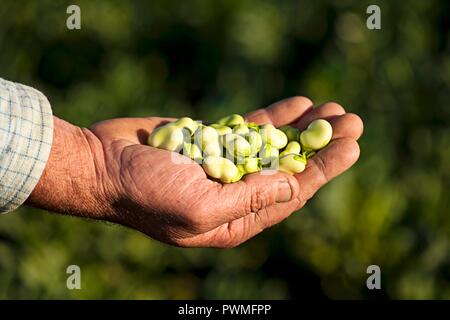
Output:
[[0, 0, 449, 299]]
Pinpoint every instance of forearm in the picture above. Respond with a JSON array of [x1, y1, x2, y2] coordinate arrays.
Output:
[[26, 117, 108, 218]]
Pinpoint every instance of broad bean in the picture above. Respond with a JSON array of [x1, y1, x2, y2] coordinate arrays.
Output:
[[299, 119, 333, 151], [223, 133, 251, 157], [237, 157, 261, 175], [173, 117, 198, 135], [202, 156, 242, 183], [278, 154, 307, 175], [280, 141, 301, 157], [260, 124, 288, 149], [148, 123, 188, 152], [210, 124, 232, 136], [216, 114, 245, 127], [279, 125, 300, 142]]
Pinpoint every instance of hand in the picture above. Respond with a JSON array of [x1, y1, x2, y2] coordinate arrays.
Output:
[[27, 97, 363, 248]]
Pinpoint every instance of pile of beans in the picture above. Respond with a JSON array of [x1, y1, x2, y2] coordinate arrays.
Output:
[[147, 114, 332, 183]]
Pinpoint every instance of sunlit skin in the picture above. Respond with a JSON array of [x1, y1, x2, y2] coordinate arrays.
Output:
[[27, 97, 363, 248]]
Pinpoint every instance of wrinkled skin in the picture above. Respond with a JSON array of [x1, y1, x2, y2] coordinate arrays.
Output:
[[29, 97, 363, 248]]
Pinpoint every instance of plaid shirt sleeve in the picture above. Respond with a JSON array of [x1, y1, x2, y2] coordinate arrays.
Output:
[[0, 78, 54, 213]]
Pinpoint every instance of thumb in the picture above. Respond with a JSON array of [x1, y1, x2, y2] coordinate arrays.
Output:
[[207, 171, 299, 227]]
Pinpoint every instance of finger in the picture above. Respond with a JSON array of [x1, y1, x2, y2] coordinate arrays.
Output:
[[245, 96, 313, 127], [200, 170, 300, 228], [177, 198, 301, 248], [328, 113, 364, 141], [222, 198, 300, 247], [90, 117, 174, 145], [293, 102, 346, 130], [295, 137, 360, 203]]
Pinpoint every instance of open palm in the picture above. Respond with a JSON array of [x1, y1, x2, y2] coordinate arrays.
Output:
[[89, 97, 363, 248]]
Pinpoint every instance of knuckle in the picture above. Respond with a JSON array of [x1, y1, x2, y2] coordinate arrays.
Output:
[[314, 154, 330, 184], [249, 186, 269, 213]]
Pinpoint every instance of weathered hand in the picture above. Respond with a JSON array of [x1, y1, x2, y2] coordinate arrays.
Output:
[[28, 97, 363, 248]]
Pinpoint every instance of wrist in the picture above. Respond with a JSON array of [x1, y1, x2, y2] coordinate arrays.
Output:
[[26, 117, 110, 218]]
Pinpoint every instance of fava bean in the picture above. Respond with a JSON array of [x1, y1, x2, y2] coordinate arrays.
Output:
[[202, 156, 242, 183], [233, 124, 249, 135], [260, 124, 288, 149], [299, 119, 333, 151], [148, 124, 188, 152], [278, 154, 307, 175], [247, 122, 260, 131], [173, 117, 198, 135], [203, 140, 223, 157], [280, 141, 301, 157], [237, 157, 261, 175], [248, 130, 262, 155], [259, 143, 279, 165], [224, 133, 251, 157], [279, 125, 300, 142], [210, 124, 232, 136], [183, 142, 203, 162], [195, 125, 220, 149], [216, 114, 245, 127]]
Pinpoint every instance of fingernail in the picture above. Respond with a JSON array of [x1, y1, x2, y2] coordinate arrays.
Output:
[[276, 181, 292, 202]]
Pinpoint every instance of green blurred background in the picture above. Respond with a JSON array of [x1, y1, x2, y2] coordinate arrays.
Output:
[[0, 0, 449, 299]]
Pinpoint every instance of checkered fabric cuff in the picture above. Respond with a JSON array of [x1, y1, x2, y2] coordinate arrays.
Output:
[[0, 78, 54, 213]]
